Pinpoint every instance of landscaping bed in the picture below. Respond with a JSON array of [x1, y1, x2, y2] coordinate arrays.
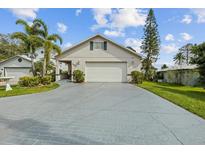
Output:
[[0, 82, 59, 97], [138, 81, 205, 119]]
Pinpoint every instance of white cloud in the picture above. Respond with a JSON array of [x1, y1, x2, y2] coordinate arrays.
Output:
[[91, 8, 146, 36], [124, 38, 142, 53], [109, 8, 146, 29], [104, 30, 125, 37], [165, 34, 174, 41], [181, 15, 192, 24], [192, 9, 205, 23], [57, 22, 68, 33], [92, 8, 112, 28], [161, 44, 178, 54], [8, 8, 39, 19], [63, 42, 72, 50], [180, 32, 192, 41], [75, 9, 82, 16]]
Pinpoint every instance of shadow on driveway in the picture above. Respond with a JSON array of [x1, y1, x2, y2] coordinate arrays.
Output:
[[0, 115, 103, 145]]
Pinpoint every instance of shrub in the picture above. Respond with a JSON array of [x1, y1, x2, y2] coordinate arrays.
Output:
[[18, 76, 52, 87], [40, 76, 52, 85], [131, 71, 144, 84], [73, 70, 84, 83], [19, 76, 40, 87]]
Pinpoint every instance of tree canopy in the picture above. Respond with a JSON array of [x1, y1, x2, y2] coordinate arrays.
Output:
[[161, 64, 168, 69], [190, 42, 205, 86], [0, 33, 26, 61], [173, 52, 186, 65]]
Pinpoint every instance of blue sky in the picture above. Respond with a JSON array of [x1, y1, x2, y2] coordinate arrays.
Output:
[[0, 8, 205, 68]]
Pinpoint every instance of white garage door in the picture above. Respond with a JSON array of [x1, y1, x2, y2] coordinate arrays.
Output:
[[5, 67, 31, 83], [85, 62, 127, 82]]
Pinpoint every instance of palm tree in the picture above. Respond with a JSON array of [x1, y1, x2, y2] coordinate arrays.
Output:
[[173, 52, 186, 84], [33, 19, 62, 76], [173, 52, 186, 65], [11, 19, 43, 75]]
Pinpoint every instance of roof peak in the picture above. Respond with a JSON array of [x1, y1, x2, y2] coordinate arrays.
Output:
[[61, 33, 142, 58]]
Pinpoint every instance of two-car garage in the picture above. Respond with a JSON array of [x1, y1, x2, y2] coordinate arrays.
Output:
[[85, 62, 127, 82]]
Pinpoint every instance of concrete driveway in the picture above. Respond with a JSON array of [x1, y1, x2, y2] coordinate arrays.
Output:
[[0, 81, 205, 144]]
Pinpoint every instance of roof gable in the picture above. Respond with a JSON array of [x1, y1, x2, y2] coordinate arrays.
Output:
[[58, 34, 142, 59], [0, 55, 31, 66]]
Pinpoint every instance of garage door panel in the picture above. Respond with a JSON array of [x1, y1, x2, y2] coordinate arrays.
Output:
[[5, 68, 31, 83], [85, 62, 127, 82]]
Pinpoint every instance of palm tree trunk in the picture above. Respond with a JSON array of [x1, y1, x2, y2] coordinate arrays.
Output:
[[30, 46, 35, 76], [43, 57, 47, 77]]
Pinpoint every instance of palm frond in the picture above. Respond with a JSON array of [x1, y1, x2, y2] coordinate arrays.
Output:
[[11, 32, 28, 43], [16, 19, 32, 35], [29, 35, 44, 49], [52, 44, 62, 55], [16, 19, 29, 27], [33, 19, 48, 37], [47, 34, 63, 44]]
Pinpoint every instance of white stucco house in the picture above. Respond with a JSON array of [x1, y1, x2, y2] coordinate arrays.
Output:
[[157, 65, 200, 86], [0, 55, 32, 84], [56, 34, 142, 82]]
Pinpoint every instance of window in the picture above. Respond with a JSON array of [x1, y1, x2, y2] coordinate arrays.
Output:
[[93, 42, 104, 49], [90, 41, 107, 50], [18, 58, 22, 62]]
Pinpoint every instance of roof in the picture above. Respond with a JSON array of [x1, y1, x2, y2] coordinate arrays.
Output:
[[158, 64, 198, 72], [0, 55, 32, 64], [57, 34, 142, 59]]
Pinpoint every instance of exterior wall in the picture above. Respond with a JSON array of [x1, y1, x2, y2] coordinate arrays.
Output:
[[58, 36, 142, 82], [162, 69, 200, 86]]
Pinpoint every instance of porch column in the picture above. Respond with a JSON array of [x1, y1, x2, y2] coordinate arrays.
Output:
[[55, 59, 60, 81]]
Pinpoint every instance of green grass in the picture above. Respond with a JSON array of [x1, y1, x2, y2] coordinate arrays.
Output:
[[138, 81, 205, 119], [0, 83, 59, 97]]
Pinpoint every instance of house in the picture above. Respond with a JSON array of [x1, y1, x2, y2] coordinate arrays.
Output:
[[157, 65, 200, 86], [0, 55, 32, 84], [56, 34, 142, 82]]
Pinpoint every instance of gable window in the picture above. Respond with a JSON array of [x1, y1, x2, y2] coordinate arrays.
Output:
[[90, 41, 107, 50], [18, 58, 22, 62]]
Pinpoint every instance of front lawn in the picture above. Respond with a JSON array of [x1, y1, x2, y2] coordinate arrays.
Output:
[[0, 83, 59, 97], [138, 81, 205, 119]]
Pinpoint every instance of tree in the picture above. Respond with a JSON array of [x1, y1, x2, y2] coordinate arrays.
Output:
[[0, 33, 26, 61], [33, 19, 62, 76], [11, 19, 43, 75], [173, 52, 186, 65], [179, 43, 193, 65], [141, 9, 160, 80], [34, 60, 55, 77], [190, 43, 205, 87], [161, 64, 168, 69], [173, 52, 186, 84]]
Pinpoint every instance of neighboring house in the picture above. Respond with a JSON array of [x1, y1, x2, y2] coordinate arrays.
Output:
[[157, 65, 200, 86], [0, 55, 32, 84], [56, 34, 142, 82]]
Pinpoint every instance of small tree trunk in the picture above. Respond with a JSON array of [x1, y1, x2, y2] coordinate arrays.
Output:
[[31, 58, 35, 76]]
